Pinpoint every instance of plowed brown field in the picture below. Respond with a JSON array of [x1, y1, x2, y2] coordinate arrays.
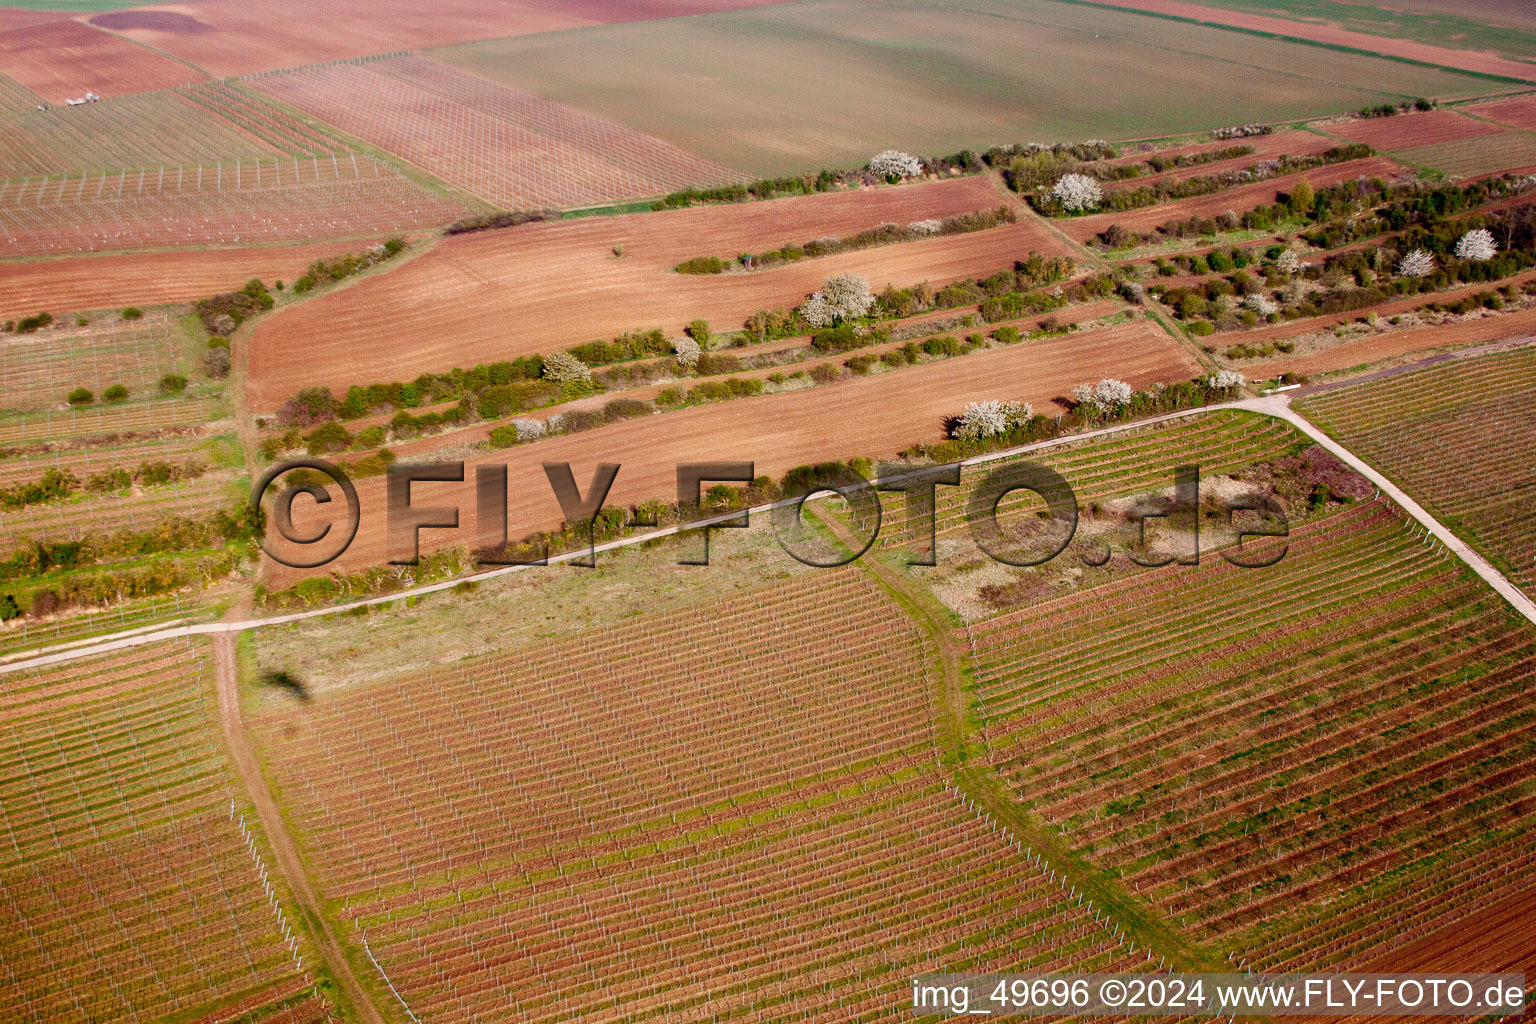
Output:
[[265, 318, 1201, 584], [88, 0, 800, 76], [1064, 158, 1408, 241], [1466, 95, 1536, 132], [1248, 306, 1536, 380], [0, 240, 389, 318], [1085, 0, 1536, 82], [245, 176, 1072, 410], [1326, 109, 1501, 150], [0, 20, 205, 101]]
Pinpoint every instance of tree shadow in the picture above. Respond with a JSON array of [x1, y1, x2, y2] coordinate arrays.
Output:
[[260, 670, 310, 703]]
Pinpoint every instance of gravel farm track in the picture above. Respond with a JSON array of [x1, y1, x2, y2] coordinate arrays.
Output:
[[0, 240, 397, 317], [244, 175, 1068, 410], [264, 318, 1202, 585], [1075, 0, 1536, 82]]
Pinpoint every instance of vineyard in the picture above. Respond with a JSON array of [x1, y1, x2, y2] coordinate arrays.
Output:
[[250, 55, 749, 209], [929, 409, 1307, 539], [0, 474, 234, 555], [0, 396, 223, 445], [1297, 347, 1536, 599], [0, 84, 341, 181], [0, 314, 188, 412], [0, 640, 337, 1022], [962, 499, 1536, 971], [250, 569, 1166, 1021], [0, 154, 466, 257], [254, 572, 937, 892]]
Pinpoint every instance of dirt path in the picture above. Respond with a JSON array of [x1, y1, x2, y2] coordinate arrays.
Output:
[[212, 633, 389, 1024]]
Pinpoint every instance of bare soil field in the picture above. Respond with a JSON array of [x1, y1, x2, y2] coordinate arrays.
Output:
[[251, 55, 746, 209], [0, 239, 383, 317], [1247, 304, 1536, 380], [244, 176, 1066, 410], [88, 0, 800, 77], [0, 19, 205, 102], [1064, 157, 1408, 240], [1363, 888, 1536, 974], [1106, 131, 1338, 191], [1082, 0, 1536, 81], [1325, 108, 1501, 149], [1466, 94, 1536, 131], [1394, 131, 1536, 178], [266, 318, 1200, 584]]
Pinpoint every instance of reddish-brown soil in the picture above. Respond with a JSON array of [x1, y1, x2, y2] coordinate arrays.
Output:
[[0, 240, 392, 318], [0, 8, 67, 32], [1086, 0, 1536, 81], [88, 0, 802, 76], [1065, 158, 1408, 241], [1326, 109, 1502, 150], [1364, 888, 1536, 974], [1248, 305, 1536, 379], [265, 318, 1201, 584], [1466, 95, 1536, 132], [244, 176, 1072, 411], [0, 20, 205, 101], [1103, 129, 1332, 169]]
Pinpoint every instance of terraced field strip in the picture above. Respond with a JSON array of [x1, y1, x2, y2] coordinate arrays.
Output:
[[966, 498, 1536, 971], [1297, 347, 1536, 598], [932, 409, 1305, 536], [254, 571, 937, 896], [250, 55, 747, 209], [0, 396, 224, 444], [0, 156, 466, 258], [0, 314, 186, 412], [0, 639, 338, 1022], [348, 763, 1154, 1024]]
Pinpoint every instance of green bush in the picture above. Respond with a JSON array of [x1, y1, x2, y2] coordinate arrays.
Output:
[[18, 311, 53, 333], [488, 425, 519, 449], [992, 325, 1022, 344], [1189, 321, 1216, 337], [675, 256, 729, 275], [121, 307, 144, 320], [810, 324, 860, 353], [159, 373, 188, 394], [67, 387, 93, 406], [304, 421, 352, 455], [103, 384, 129, 403]]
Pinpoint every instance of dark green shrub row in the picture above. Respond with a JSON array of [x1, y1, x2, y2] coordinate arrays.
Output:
[[444, 209, 558, 235], [293, 238, 405, 293]]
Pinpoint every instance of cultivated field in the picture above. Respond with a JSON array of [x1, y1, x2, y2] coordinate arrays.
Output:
[[435, 0, 1489, 177], [1325, 109, 1500, 150], [0, 155, 467, 257], [0, 313, 188, 411], [0, 640, 336, 1021], [0, 18, 205, 102], [1081, 0, 1536, 80], [251, 572, 1143, 1020], [1297, 346, 1536, 598], [252, 55, 748, 209], [266, 317, 1201, 584], [0, 239, 390, 317], [87, 0, 802, 76], [1392, 132, 1536, 177], [243, 175, 1061, 409], [1467, 94, 1536, 131], [963, 498, 1536, 970]]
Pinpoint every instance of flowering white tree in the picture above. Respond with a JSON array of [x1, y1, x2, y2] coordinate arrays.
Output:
[[673, 337, 701, 369], [800, 273, 873, 327], [1397, 248, 1436, 278], [1245, 293, 1279, 317], [512, 418, 546, 443], [541, 351, 592, 386], [870, 149, 922, 180], [1454, 228, 1498, 262], [952, 400, 1034, 440], [1206, 369, 1245, 390], [1052, 173, 1103, 212], [907, 218, 942, 235], [1275, 249, 1305, 274], [1072, 378, 1134, 408]]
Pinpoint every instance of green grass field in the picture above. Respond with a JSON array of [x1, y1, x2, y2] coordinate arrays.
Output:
[[434, 0, 1497, 177], [1144, 0, 1536, 63]]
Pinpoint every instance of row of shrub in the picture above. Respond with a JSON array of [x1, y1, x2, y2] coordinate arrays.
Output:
[[676, 206, 1016, 274], [0, 504, 263, 586], [65, 374, 188, 407], [292, 238, 405, 293], [444, 209, 558, 235], [0, 549, 241, 624], [0, 458, 206, 510]]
